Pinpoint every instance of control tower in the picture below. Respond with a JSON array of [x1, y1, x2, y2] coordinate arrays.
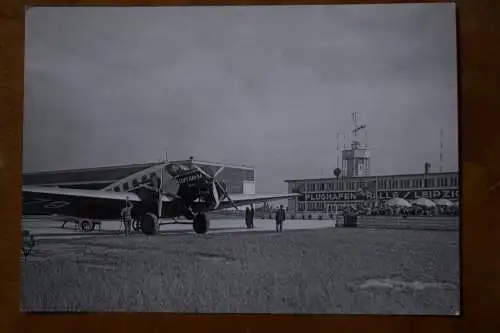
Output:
[[341, 112, 371, 177]]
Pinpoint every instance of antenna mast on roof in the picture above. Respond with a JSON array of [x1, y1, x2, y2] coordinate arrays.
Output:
[[353, 112, 357, 137], [336, 132, 340, 169], [440, 129, 443, 172], [352, 112, 367, 141]]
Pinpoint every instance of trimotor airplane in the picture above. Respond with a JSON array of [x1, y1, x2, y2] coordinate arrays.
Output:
[[22, 160, 302, 235]]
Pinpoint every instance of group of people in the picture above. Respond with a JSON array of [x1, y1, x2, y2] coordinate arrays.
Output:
[[245, 204, 287, 232]]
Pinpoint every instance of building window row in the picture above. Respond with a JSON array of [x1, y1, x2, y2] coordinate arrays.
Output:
[[297, 175, 459, 193]]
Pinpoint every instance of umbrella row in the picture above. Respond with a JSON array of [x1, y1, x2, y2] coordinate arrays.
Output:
[[385, 197, 457, 208]]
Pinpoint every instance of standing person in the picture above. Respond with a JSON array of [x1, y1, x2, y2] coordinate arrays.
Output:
[[250, 204, 255, 228], [275, 204, 286, 232], [245, 207, 252, 229], [121, 201, 134, 236]]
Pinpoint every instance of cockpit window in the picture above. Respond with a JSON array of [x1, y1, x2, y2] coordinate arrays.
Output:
[[166, 163, 192, 177]]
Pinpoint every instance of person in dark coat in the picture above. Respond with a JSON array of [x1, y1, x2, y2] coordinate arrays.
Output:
[[250, 204, 255, 228], [245, 207, 252, 229], [275, 204, 286, 232]]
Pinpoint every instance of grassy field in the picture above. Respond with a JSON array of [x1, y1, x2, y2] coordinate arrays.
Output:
[[21, 228, 460, 314]]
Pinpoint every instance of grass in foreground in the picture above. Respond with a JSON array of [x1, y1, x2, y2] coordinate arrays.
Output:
[[21, 228, 460, 314]]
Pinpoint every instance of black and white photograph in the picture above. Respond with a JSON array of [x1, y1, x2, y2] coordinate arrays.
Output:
[[21, 3, 460, 314]]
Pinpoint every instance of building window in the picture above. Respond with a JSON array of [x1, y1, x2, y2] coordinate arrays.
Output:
[[337, 181, 344, 191], [123, 183, 129, 191], [392, 180, 398, 189], [132, 179, 139, 187], [428, 178, 435, 188], [113, 186, 120, 192], [319, 183, 325, 191]]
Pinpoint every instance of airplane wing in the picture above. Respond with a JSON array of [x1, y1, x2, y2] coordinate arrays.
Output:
[[22, 185, 175, 218], [23, 185, 143, 202], [23, 185, 175, 202], [214, 193, 301, 210]]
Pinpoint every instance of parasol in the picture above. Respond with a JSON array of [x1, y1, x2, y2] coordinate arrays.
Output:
[[412, 197, 437, 208], [434, 198, 454, 207], [385, 197, 412, 208]]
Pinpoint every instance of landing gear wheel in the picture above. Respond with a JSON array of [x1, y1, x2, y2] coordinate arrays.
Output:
[[80, 220, 91, 232], [132, 219, 142, 232], [193, 213, 209, 234], [140, 213, 160, 235]]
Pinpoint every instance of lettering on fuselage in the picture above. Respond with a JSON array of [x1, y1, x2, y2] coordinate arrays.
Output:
[[176, 172, 204, 185]]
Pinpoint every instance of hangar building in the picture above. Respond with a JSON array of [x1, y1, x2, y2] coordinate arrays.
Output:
[[23, 159, 256, 195]]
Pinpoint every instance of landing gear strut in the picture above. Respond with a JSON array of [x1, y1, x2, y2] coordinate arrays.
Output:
[[193, 213, 209, 234]]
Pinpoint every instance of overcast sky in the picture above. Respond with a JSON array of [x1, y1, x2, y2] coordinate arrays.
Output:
[[23, 3, 458, 194]]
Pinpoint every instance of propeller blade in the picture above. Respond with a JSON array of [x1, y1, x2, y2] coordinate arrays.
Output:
[[212, 181, 221, 209], [214, 181, 240, 210], [192, 163, 239, 210], [214, 166, 225, 178], [192, 164, 212, 179]]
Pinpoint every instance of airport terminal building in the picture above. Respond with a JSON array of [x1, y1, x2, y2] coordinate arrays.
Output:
[[285, 171, 459, 213], [285, 139, 460, 214], [23, 159, 256, 195]]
